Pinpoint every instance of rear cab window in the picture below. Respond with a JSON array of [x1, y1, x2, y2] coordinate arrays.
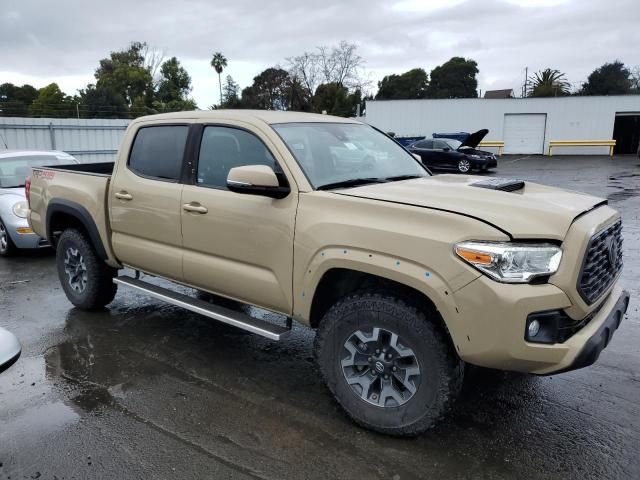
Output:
[[128, 125, 189, 181]]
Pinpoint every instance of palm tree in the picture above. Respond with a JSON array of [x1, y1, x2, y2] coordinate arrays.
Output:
[[210, 52, 228, 105], [528, 68, 571, 97]]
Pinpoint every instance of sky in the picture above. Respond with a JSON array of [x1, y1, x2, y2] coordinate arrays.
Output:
[[1, 0, 638, 108]]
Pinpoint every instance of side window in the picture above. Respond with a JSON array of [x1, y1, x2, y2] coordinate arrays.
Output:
[[128, 126, 189, 181], [197, 126, 278, 188], [435, 140, 448, 150], [416, 140, 433, 149]]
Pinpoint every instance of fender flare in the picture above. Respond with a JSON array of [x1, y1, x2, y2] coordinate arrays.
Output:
[[46, 199, 108, 260]]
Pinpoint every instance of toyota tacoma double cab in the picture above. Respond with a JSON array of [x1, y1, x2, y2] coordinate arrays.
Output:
[[27, 111, 629, 436]]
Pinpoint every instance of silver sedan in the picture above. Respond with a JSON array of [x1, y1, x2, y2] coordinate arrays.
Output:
[[0, 150, 79, 256]]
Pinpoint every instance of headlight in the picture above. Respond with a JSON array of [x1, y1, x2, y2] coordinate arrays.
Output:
[[454, 241, 562, 283], [12, 201, 29, 218], [468, 154, 481, 159]]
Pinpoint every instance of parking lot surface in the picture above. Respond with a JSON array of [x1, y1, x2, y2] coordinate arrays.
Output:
[[1, 155, 639, 479]]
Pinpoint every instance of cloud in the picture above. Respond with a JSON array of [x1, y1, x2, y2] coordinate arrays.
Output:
[[0, 0, 638, 107]]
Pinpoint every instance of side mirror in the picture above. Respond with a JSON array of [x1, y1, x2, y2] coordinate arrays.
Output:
[[0, 327, 21, 374], [442, 147, 451, 152], [227, 165, 290, 199], [412, 153, 422, 161]]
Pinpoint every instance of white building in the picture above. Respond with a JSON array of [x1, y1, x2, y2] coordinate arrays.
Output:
[[365, 95, 640, 155]]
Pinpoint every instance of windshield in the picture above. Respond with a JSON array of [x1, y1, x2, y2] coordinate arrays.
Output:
[[443, 139, 462, 149], [0, 154, 73, 188], [273, 123, 428, 189]]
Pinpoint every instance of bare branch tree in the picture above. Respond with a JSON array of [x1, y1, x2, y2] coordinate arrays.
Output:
[[286, 51, 321, 96], [630, 65, 640, 91], [141, 43, 167, 85], [287, 41, 367, 95]]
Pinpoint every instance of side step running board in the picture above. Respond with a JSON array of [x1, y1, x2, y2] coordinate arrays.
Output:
[[114, 276, 291, 341]]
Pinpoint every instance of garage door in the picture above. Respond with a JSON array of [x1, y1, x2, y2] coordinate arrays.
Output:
[[503, 114, 547, 154]]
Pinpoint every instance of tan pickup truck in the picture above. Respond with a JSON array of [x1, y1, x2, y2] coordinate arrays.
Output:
[[27, 110, 629, 436]]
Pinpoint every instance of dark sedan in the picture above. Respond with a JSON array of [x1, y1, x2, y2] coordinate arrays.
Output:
[[408, 129, 497, 173]]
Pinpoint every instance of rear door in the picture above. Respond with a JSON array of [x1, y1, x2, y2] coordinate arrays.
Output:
[[109, 123, 190, 281], [180, 123, 297, 314], [411, 140, 437, 168]]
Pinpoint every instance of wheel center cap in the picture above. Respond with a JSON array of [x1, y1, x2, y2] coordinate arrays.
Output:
[[374, 361, 385, 373]]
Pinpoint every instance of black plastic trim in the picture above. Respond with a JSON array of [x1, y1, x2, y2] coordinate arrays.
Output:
[[46, 199, 108, 260], [544, 289, 630, 375]]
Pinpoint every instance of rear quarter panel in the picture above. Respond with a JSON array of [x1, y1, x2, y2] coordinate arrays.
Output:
[[28, 168, 118, 266]]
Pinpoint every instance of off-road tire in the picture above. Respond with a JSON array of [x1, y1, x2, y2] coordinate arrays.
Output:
[[0, 219, 18, 257], [56, 228, 117, 310], [314, 291, 463, 436]]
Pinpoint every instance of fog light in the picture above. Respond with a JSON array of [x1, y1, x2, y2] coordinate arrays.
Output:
[[528, 319, 540, 338]]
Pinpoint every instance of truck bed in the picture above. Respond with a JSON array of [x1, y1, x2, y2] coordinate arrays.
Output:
[[42, 161, 114, 176], [28, 162, 118, 265]]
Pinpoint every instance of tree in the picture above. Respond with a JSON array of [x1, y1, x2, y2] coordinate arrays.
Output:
[[240, 68, 292, 110], [78, 84, 128, 118], [287, 41, 367, 96], [0, 83, 38, 116], [581, 61, 631, 95], [312, 83, 361, 117], [219, 75, 241, 108], [427, 57, 478, 98], [29, 83, 74, 117], [631, 66, 640, 93], [376, 68, 429, 100], [157, 57, 193, 103], [210, 52, 228, 105], [94, 41, 154, 106], [528, 68, 570, 97]]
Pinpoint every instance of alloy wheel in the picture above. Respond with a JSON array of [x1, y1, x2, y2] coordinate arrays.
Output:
[[458, 159, 471, 173], [341, 327, 421, 408], [63, 247, 88, 293], [0, 222, 7, 254]]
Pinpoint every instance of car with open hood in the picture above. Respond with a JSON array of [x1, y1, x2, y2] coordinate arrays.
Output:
[[27, 111, 628, 437], [0, 150, 78, 256], [408, 129, 497, 173]]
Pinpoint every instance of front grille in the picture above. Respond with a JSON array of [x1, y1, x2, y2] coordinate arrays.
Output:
[[577, 220, 623, 304]]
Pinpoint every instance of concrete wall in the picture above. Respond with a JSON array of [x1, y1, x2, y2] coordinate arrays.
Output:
[[365, 95, 640, 155], [0, 117, 130, 163]]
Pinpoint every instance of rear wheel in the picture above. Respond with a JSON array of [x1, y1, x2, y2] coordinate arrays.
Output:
[[0, 219, 17, 257], [314, 291, 463, 436], [56, 229, 117, 310], [457, 158, 471, 173]]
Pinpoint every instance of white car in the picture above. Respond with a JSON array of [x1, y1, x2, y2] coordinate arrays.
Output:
[[0, 327, 20, 373], [0, 150, 79, 256]]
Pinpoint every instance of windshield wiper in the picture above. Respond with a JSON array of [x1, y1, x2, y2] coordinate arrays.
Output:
[[383, 174, 426, 182], [317, 177, 387, 191]]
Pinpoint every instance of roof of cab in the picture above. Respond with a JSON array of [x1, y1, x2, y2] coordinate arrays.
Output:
[[131, 109, 362, 126]]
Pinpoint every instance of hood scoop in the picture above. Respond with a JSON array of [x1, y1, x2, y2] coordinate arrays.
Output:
[[471, 177, 525, 192]]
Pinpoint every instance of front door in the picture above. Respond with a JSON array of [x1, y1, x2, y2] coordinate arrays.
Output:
[[109, 124, 189, 281], [180, 124, 297, 314]]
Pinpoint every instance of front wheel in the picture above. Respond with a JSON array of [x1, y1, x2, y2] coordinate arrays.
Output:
[[314, 291, 463, 436], [56, 228, 117, 310], [457, 158, 472, 173], [0, 219, 18, 257]]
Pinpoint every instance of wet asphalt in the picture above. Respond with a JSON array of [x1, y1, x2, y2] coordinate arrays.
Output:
[[1, 155, 639, 480]]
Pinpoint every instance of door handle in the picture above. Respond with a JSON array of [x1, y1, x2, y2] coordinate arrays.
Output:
[[115, 191, 133, 201], [183, 203, 208, 214]]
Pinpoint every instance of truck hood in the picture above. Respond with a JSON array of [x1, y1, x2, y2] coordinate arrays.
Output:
[[336, 175, 606, 240]]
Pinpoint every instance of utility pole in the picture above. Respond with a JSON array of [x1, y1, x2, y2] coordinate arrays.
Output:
[[76, 102, 80, 119], [522, 67, 528, 97]]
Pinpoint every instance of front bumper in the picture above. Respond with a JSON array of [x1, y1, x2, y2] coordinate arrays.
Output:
[[552, 289, 629, 374], [451, 275, 629, 375]]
